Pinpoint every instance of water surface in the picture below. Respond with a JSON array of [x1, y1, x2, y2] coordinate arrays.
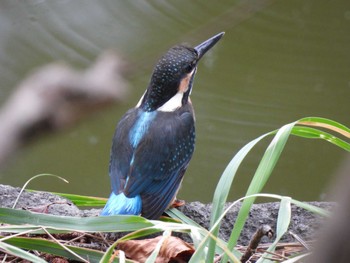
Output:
[[0, 1, 349, 203]]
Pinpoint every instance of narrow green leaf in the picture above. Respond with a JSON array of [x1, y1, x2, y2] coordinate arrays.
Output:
[[276, 197, 292, 242], [2, 236, 129, 263], [257, 197, 291, 263], [167, 208, 225, 253], [118, 227, 163, 241], [221, 122, 296, 263], [0, 207, 153, 232], [189, 226, 240, 263], [0, 226, 70, 234], [298, 117, 350, 136], [207, 132, 273, 262], [47, 192, 107, 206], [145, 230, 171, 263], [158, 215, 182, 223], [291, 126, 350, 151], [166, 208, 202, 229], [0, 240, 47, 263], [99, 240, 117, 263], [291, 200, 329, 217]]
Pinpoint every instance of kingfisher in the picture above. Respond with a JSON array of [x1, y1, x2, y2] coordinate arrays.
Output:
[[101, 32, 224, 219]]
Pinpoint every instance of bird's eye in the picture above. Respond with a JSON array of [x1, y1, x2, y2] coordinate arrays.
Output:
[[186, 62, 196, 73]]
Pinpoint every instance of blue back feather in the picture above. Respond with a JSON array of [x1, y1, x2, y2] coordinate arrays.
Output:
[[129, 111, 156, 148]]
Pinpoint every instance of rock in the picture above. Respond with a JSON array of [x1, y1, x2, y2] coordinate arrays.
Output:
[[0, 184, 81, 216]]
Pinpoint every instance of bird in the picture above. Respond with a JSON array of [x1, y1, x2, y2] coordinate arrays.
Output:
[[101, 32, 224, 219]]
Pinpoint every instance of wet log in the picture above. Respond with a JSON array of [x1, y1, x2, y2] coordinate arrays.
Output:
[[0, 52, 128, 166]]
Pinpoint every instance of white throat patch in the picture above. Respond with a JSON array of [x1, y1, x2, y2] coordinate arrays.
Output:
[[157, 92, 183, 112], [136, 90, 147, 108]]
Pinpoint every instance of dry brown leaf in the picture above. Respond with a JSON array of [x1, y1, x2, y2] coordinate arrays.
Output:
[[117, 236, 195, 263]]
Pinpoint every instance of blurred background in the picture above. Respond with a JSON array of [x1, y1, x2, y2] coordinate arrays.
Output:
[[0, 0, 349, 203]]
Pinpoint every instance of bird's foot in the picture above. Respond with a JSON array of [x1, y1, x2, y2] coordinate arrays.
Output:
[[171, 199, 185, 208]]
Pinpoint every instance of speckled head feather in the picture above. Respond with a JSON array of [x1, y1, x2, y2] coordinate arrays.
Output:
[[140, 45, 198, 112]]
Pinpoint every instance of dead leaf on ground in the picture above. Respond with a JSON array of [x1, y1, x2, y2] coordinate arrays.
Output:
[[117, 236, 195, 263]]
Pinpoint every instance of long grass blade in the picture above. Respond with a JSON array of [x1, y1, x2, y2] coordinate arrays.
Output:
[[49, 192, 107, 206], [220, 122, 296, 263], [298, 117, 350, 138], [0, 240, 47, 263], [0, 207, 153, 232], [2, 236, 124, 263], [145, 230, 171, 263], [256, 197, 291, 263], [166, 208, 210, 250], [291, 126, 350, 151], [206, 133, 273, 262], [291, 200, 329, 216]]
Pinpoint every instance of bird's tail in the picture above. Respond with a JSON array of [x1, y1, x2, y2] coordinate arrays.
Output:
[[100, 192, 142, 216]]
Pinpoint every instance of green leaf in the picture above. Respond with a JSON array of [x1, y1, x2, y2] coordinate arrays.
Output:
[[167, 207, 228, 258], [291, 200, 329, 217], [99, 240, 118, 263], [298, 117, 350, 136], [0, 240, 47, 263], [50, 192, 107, 206], [0, 207, 153, 232], [220, 122, 296, 263], [145, 230, 171, 263], [206, 132, 273, 262], [291, 126, 350, 151], [257, 197, 291, 263], [166, 208, 202, 230], [2, 236, 129, 263], [275, 197, 292, 242]]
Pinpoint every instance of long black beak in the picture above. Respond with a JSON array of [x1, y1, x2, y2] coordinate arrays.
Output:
[[194, 32, 225, 60]]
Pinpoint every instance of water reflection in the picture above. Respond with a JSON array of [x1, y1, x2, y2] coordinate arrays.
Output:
[[0, 0, 349, 203]]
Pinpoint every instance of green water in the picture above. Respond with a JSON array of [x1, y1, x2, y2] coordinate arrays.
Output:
[[0, 1, 349, 203]]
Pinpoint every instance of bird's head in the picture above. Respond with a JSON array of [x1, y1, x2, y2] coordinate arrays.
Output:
[[139, 32, 224, 112]]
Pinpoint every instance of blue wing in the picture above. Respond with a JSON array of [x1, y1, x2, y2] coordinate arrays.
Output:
[[109, 104, 195, 219]]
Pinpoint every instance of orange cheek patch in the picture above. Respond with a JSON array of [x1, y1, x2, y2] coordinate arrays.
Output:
[[179, 72, 193, 93]]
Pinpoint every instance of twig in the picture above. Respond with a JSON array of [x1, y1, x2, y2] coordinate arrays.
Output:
[[240, 225, 274, 263]]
